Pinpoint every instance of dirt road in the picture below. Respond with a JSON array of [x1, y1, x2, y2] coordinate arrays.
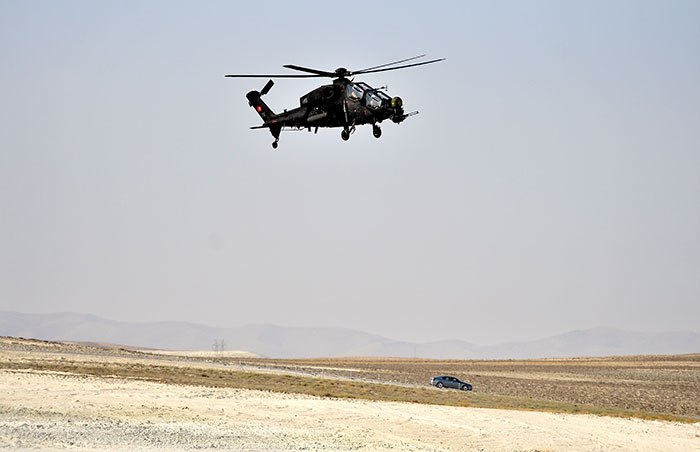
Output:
[[2, 369, 698, 451]]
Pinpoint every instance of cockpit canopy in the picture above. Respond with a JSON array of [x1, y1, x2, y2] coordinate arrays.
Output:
[[346, 82, 391, 110], [365, 91, 383, 109], [346, 83, 364, 101]]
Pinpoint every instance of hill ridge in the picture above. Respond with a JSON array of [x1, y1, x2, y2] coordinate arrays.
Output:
[[1, 311, 698, 359]]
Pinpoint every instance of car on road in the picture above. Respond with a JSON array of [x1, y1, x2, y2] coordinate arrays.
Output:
[[430, 375, 472, 391]]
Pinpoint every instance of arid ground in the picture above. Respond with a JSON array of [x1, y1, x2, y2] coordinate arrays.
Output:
[[231, 354, 700, 420], [1, 337, 698, 451]]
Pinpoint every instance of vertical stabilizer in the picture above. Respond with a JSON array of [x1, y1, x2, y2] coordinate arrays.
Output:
[[246, 88, 275, 122]]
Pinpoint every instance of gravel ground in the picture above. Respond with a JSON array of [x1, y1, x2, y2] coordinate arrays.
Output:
[[2, 337, 699, 451], [2, 368, 699, 451]]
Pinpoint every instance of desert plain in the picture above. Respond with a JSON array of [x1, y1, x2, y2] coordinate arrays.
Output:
[[0, 336, 698, 451]]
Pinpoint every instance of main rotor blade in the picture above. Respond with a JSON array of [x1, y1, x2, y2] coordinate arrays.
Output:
[[353, 54, 426, 73], [226, 56, 444, 79], [282, 65, 336, 77], [224, 73, 325, 78], [350, 58, 445, 76]]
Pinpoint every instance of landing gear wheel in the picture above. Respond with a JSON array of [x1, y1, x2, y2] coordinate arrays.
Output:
[[341, 129, 350, 141], [272, 141, 278, 149], [372, 125, 382, 138]]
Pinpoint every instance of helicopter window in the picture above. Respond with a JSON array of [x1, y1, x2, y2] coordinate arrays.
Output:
[[346, 83, 364, 101], [366, 92, 383, 109], [376, 90, 391, 101]]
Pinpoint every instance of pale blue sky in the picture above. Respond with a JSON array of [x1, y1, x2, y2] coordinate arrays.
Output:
[[1, 1, 699, 345]]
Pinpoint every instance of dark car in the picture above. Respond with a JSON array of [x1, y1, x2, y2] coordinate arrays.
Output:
[[430, 375, 472, 391]]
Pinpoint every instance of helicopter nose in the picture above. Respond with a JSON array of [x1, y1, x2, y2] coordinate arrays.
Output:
[[391, 96, 405, 123]]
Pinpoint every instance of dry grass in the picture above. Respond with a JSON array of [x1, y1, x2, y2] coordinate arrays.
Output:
[[1, 355, 697, 424], [1, 337, 697, 423], [219, 355, 700, 421]]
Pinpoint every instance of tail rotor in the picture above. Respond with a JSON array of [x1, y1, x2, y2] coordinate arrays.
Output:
[[260, 79, 274, 96]]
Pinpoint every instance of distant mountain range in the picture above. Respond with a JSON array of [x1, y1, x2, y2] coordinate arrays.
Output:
[[1, 311, 699, 359]]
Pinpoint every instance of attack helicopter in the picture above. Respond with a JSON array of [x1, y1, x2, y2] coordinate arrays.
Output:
[[225, 55, 445, 148]]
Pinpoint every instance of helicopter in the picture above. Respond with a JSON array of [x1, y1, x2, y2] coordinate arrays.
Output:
[[225, 55, 445, 148]]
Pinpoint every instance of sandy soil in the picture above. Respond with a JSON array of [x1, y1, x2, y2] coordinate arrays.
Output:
[[1, 369, 698, 452]]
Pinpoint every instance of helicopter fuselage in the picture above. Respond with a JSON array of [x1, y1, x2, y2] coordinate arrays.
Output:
[[226, 55, 443, 148], [246, 77, 412, 148]]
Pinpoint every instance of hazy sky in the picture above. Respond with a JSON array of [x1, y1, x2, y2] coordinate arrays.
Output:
[[1, 1, 699, 345]]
